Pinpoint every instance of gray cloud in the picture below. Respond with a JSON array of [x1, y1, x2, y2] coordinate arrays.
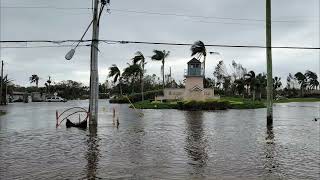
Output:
[[1, 0, 319, 87]]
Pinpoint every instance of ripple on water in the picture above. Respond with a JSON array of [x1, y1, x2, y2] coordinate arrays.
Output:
[[0, 101, 319, 179]]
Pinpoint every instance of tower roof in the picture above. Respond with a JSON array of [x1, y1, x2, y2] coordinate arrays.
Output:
[[188, 58, 201, 64]]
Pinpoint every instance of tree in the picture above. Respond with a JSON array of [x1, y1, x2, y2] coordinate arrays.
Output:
[[151, 49, 170, 91], [255, 73, 267, 100], [132, 51, 146, 101], [234, 78, 245, 98], [245, 71, 256, 101], [294, 72, 307, 97], [191, 41, 207, 76], [29, 74, 39, 88], [122, 63, 142, 93], [305, 70, 319, 90], [108, 64, 122, 97], [273, 76, 282, 98], [213, 60, 229, 89]]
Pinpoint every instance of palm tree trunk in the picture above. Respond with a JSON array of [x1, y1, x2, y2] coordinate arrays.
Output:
[[203, 55, 206, 77], [141, 65, 144, 101], [252, 90, 256, 101], [162, 60, 165, 91], [119, 79, 123, 97]]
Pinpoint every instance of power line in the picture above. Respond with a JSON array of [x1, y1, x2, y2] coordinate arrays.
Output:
[[1, 44, 90, 49], [110, 8, 318, 23], [1, 40, 319, 50], [1, 6, 317, 23], [0, 6, 91, 10]]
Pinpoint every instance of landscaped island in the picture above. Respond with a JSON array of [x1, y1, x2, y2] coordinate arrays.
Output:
[[131, 97, 266, 110]]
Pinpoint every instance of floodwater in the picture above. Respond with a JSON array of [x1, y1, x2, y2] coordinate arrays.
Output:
[[0, 100, 319, 179]]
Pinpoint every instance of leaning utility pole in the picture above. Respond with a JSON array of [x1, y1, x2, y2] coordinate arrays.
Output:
[[89, 0, 100, 128], [266, 0, 273, 126], [0, 61, 3, 105]]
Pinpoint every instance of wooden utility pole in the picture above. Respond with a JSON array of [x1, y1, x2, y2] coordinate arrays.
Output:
[[266, 0, 273, 126], [89, 0, 100, 128], [0, 61, 3, 105]]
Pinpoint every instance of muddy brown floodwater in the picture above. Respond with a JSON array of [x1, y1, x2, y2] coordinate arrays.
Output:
[[0, 100, 319, 179]]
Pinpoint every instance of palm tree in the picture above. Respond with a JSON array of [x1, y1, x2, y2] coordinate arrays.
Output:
[[294, 72, 307, 96], [255, 73, 267, 100], [245, 71, 256, 101], [305, 70, 319, 90], [273, 76, 282, 98], [151, 49, 170, 90], [108, 64, 122, 97], [122, 63, 142, 93], [29, 74, 39, 88], [132, 51, 146, 101], [46, 76, 52, 93], [234, 78, 245, 98], [191, 41, 207, 76]]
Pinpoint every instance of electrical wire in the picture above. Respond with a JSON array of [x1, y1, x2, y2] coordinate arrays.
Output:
[[1, 6, 318, 23], [0, 40, 319, 50]]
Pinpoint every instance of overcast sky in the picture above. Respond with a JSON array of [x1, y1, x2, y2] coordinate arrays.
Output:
[[0, 0, 319, 87]]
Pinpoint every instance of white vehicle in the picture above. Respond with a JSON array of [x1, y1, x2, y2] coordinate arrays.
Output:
[[46, 96, 67, 102]]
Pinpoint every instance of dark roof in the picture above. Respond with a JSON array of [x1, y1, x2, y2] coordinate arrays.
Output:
[[188, 58, 201, 64]]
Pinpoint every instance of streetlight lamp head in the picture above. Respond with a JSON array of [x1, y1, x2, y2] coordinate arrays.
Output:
[[65, 49, 75, 60], [209, 51, 220, 55]]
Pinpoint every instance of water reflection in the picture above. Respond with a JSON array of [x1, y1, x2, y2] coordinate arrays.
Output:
[[86, 127, 100, 180], [184, 111, 208, 175], [264, 125, 277, 175]]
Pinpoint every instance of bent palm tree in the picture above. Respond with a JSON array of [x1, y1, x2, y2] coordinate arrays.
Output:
[[29, 74, 39, 88], [132, 51, 146, 101], [294, 72, 307, 96], [305, 70, 319, 90], [108, 64, 122, 97], [151, 50, 170, 90], [123, 63, 142, 93], [245, 71, 256, 101], [191, 41, 207, 76]]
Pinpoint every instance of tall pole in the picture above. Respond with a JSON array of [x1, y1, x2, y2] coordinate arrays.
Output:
[[0, 61, 3, 105], [5, 76, 7, 105], [89, 0, 100, 128], [266, 0, 273, 126]]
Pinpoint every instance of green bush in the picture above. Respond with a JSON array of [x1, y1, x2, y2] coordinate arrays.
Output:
[[110, 90, 163, 104], [176, 100, 229, 110]]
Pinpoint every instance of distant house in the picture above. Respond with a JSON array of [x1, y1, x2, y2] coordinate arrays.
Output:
[[157, 58, 219, 101], [10, 92, 25, 102], [31, 92, 46, 102]]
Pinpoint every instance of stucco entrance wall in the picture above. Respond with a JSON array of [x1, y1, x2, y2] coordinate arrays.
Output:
[[162, 88, 185, 100]]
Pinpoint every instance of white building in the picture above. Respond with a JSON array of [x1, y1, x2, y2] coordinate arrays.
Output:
[[157, 58, 219, 101]]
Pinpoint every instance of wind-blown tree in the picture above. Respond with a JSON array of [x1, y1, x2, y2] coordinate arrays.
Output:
[[191, 41, 207, 76], [305, 70, 319, 90], [245, 71, 256, 101], [132, 51, 146, 101], [273, 76, 282, 97], [294, 72, 307, 96], [29, 74, 39, 88], [213, 60, 229, 89], [108, 64, 122, 97], [151, 50, 170, 90], [234, 78, 246, 98], [255, 73, 267, 100], [122, 63, 142, 93]]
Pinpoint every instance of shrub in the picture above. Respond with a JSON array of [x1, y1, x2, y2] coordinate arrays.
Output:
[[110, 90, 163, 104]]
